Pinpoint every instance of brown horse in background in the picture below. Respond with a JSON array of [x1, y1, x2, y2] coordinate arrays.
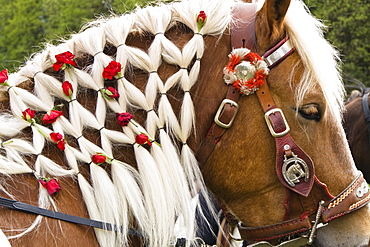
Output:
[[343, 88, 370, 182], [0, 0, 369, 246]]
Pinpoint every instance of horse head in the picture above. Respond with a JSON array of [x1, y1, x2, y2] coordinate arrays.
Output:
[[198, 0, 370, 246]]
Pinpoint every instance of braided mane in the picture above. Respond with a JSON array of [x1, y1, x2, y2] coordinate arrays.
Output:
[[0, 0, 233, 246]]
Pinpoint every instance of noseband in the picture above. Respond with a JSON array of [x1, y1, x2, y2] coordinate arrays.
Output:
[[196, 3, 370, 246]]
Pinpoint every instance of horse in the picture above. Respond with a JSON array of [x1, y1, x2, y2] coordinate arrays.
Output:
[[343, 88, 370, 182], [0, 0, 369, 246]]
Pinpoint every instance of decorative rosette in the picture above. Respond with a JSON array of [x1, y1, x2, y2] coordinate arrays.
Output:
[[223, 48, 269, 95]]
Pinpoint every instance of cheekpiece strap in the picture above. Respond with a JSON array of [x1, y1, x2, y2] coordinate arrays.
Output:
[[196, 3, 257, 167], [255, 82, 315, 197]]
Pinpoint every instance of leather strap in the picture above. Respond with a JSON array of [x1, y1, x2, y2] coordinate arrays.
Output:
[[322, 172, 370, 223], [262, 37, 294, 68], [362, 93, 370, 145], [231, 3, 257, 51], [237, 172, 370, 242], [0, 197, 143, 237], [255, 82, 315, 197], [196, 85, 240, 168], [238, 214, 312, 241], [196, 3, 257, 168]]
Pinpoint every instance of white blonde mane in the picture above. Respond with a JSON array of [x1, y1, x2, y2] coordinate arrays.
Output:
[[0, 0, 343, 246], [282, 0, 344, 121]]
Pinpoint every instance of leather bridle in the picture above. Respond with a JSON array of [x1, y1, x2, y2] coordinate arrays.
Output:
[[196, 2, 370, 246]]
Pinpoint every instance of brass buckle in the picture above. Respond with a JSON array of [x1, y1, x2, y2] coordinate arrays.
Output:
[[214, 99, 239, 129], [264, 108, 290, 137]]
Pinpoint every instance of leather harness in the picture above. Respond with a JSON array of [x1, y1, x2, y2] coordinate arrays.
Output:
[[196, 2, 370, 245]]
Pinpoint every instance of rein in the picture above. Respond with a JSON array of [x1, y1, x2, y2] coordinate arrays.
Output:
[[197, 2, 370, 246], [0, 197, 144, 237]]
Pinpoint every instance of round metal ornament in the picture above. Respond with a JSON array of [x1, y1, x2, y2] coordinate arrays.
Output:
[[223, 48, 269, 96], [234, 61, 256, 81], [282, 152, 310, 187]]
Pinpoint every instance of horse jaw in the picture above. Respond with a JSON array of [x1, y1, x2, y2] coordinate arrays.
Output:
[[314, 205, 370, 247]]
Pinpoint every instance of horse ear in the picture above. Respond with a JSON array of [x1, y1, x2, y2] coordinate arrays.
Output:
[[259, 0, 291, 40]]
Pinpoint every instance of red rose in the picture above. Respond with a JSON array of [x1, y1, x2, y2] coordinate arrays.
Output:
[[0, 69, 8, 84], [53, 51, 77, 71], [42, 110, 63, 124], [46, 179, 61, 195], [22, 108, 36, 122], [196, 11, 207, 24], [92, 153, 107, 164], [135, 133, 152, 146], [102, 61, 122, 80], [196, 11, 207, 31], [38, 178, 61, 196], [38, 179, 47, 188], [57, 139, 66, 151], [62, 81, 73, 98], [116, 112, 134, 127], [102, 87, 120, 99], [50, 132, 65, 151], [50, 132, 63, 142]]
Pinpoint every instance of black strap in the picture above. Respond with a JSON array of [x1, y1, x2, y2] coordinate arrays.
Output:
[[362, 93, 370, 144], [0, 196, 199, 246], [0, 196, 143, 237]]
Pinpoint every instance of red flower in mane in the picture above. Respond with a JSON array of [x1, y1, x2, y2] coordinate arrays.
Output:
[[22, 108, 36, 122], [116, 112, 134, 127], [50, 132, 66, 151], [0, 69, 9, 85], [135, 133, 152, 146], [91, 153, 107, 165], [196, 11, 207, 32], [103, 61, 122, 80], [53, 51, 77, 71], [42, 110, 63, 125], [38, 178, 61, 196], [62, 81, 73, 99], [102, 87, 120, 99], [196, 11, 207, 24]]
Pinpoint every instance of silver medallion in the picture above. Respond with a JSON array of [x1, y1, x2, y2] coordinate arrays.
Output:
[[282, 152, 310, 187], [234, 61, 256, 81]]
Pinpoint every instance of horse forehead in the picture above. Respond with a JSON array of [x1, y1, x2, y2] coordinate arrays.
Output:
[[266, 61, 325, 107]]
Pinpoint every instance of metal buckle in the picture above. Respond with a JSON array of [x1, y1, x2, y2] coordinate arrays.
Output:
[[214, 99, 239, 129], [264, 108, 290, 137]]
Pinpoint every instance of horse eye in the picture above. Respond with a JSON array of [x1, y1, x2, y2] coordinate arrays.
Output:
[[298, 104, 321, 121]]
